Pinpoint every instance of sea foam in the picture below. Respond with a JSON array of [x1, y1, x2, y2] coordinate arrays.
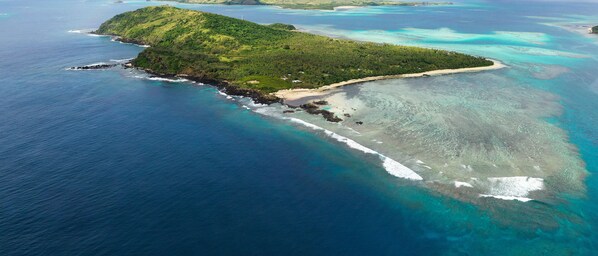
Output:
[[67, 29, 93, 34], [286, 117, 423, 181], [478, 176, 544, 202], [66, 62, 113, 71], [455, 181, 474, 188], [109, 58, 133, 63], [133, 75, 189, 83], [479, 194, 533, 202]]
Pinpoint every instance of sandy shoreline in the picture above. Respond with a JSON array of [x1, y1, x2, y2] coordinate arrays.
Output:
[[333, 6, 363, 10], [273, 59, 506, 102]]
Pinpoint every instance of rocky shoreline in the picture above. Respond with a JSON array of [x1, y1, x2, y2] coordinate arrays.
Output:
[[128, 66, 282, 105], [89, 33, 284, 103], [74, 34, 345, 123], [141, 67, 347, 122], [138, 63, 347, 122], [68, 63, 119, 70], [81, 33, 345, 122], [74, 30, 499, 125]]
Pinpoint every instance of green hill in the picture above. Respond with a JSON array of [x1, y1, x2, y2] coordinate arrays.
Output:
[[96, 6, 492, 100], [169, 0, 452, 9]]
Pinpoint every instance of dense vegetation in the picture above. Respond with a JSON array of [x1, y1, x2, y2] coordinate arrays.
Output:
[[592, 26, 598, 34], [97, 6, 492, 94], [169, 0, 452, 9], [267, 23, 296, 31]]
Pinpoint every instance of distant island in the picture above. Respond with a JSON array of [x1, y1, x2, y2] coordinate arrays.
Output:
[[165, 0, 453, 10], [591, 26, 598, 34], [95, 6, 494, 108]]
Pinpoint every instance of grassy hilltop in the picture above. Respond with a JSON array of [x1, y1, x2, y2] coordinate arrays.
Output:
[[97, 6, 492, 95], [168, 0, 452, 10]]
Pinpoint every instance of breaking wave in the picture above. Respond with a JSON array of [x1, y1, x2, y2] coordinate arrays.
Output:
[[283, 117, 423, 181], [479, 176, 544, 202]]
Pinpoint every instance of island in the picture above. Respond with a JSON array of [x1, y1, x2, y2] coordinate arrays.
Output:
[[165, 0, 453, 10], [96, 6, 496, 116], [591, 26, 598, 34]]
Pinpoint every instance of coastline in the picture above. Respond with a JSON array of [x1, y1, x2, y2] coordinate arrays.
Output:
[[159, 1, 453, 10], [90, 34, 284, 104], [273, 59, 506, 102], [96, 34, 504, 107], [333, 6, 362, 11]]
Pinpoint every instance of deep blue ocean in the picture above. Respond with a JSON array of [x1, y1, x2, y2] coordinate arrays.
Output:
[[1, 0, 597, 255]]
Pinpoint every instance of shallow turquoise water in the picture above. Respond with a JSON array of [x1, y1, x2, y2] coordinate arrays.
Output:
[[0, 0, 597, 255]]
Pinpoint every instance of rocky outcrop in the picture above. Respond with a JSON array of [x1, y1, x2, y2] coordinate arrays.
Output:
[[68, 63, 118, 70], [299, 103, 343, 122], [220, 83, 281, 104], [132, 66, 282, 105]]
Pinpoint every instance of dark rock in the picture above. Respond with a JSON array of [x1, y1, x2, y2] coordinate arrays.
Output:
[[283, 110, 295, 114], [300, 103, 319, 110], [299, 103, 342, 122], [221, 84, 281, 105], [344, 113, 351, 117], [68, 63, 118, 70], [114, 37, 147, 45], [320, 110, 343, 122], [108, 60, 284, 105], [313, 100, 328, 105], [356, 121, 363, 125]]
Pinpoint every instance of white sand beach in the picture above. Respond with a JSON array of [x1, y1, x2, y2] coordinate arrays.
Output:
[[273, 59, 506, 102]]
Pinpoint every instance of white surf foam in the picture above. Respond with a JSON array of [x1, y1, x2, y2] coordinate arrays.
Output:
[[382, 157, 425, 181], [66, 62, 113, 70], [68, 29, 107, 37], [109, 58, 133, 63], [133, 75, 189, 83], [286, 117, 423, 181], [148, 77, 188, 83], [487, 176, 544, 196], [216, 91, 234, 100], [148, 77, 176, 82], [221, 99, 422, 180], [479, 194, 533, 202], [478, 176, 544, 202], [454, 181, 473, 188], [68, 29, 93, 34], [84, 62, 108, 66]]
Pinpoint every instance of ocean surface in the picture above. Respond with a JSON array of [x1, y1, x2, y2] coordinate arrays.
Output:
[[1, 0, 597, 255]]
